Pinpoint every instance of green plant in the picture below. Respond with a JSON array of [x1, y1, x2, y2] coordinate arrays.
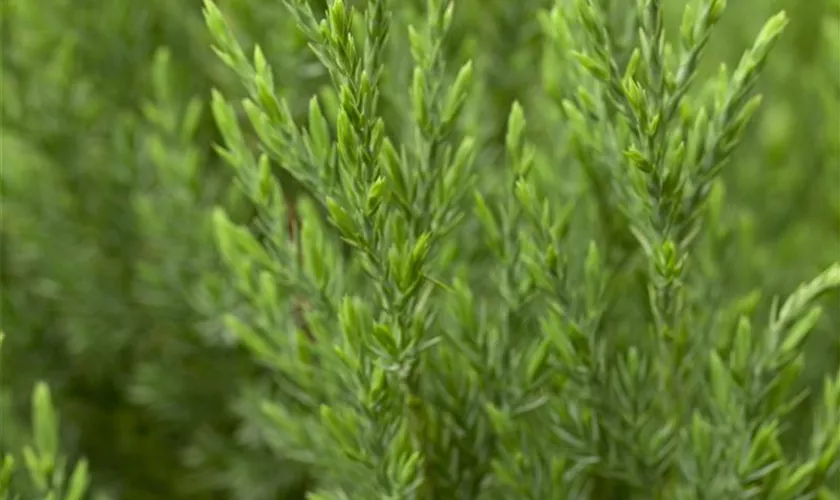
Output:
[[205, 0, 840, 498], [0, 333, 90, 500], [1, 0, 837, 497]]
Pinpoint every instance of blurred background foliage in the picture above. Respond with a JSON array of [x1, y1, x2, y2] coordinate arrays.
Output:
[[0, 0, 837, 498]]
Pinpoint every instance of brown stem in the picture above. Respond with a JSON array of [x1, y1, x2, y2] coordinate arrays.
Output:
[[285, 194, 315, 342]]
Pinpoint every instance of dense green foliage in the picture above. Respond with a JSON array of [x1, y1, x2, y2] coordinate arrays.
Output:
[[1, 0, 838, 498]]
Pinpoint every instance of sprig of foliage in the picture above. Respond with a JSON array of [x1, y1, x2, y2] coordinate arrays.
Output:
[[0, 335, 90, 500], [203, 0, 839, 498]]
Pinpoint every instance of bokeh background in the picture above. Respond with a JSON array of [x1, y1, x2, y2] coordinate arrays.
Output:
[[1, 0, 837, 498]]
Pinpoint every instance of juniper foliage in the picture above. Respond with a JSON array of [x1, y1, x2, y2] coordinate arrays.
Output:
[[0, 0, 837, 498], [205, 0, 840, 498]]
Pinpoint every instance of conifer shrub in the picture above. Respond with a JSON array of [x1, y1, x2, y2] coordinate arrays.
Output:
[[1, 0, 838, 498]]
